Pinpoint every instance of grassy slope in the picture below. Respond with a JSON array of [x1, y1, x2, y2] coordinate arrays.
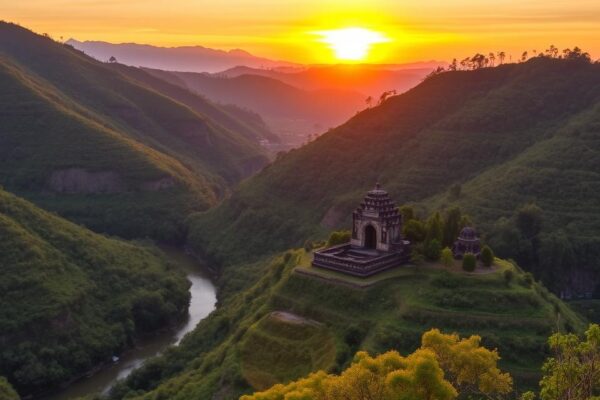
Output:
[[0, 189, 190, 396], [0, 22, 268, 239], [108, 251, 586, 400], [187, 58, 600, 271]]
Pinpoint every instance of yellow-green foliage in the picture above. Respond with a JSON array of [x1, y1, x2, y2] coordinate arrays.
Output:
[[0, 189, 190, 395], [421, 329, 512, 395], [240, 313, 336, 390], [241, 328, 512, 400], [441, 247, 454, 267], [538, 324, 600, 400], [0, 377, 19, 400], [326, 231, 351, 247]]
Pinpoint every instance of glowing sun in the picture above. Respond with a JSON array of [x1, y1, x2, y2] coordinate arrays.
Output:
[[315, 27, 390, 61]]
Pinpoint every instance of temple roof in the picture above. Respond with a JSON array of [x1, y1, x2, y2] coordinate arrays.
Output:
[[356, 183, 401, 222], [458, 226, 478, 241]]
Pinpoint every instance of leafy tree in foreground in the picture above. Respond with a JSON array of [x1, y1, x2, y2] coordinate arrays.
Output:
[[242, 329, 512, 400], [421, 329, 513, 398], [521, 324, 600, 400], [462, 253, 477, 272], [441, 247, 454, 268], [481, 245, 495, 267]]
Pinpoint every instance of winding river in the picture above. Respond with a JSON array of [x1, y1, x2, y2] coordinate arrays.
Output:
[[46, 246, 217, 400]]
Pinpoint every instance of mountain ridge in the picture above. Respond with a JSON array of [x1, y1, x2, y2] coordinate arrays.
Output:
[[66, 38, 298, 73], [187, 57, 600, 294]]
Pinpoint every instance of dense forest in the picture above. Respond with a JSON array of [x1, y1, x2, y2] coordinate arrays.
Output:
[[0, 189, 190, 396]]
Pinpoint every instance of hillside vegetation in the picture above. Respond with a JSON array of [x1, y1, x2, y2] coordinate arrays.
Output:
[[107, 250, 585, 399], [188, 57, 600, 293], [0, 22, 268, 240], [0, 189, 190, 397]]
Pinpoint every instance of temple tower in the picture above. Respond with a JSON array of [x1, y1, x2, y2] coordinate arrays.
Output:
[[351, 183, 403, 252]]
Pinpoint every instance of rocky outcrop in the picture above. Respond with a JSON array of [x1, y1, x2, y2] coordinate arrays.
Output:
[[48, 169, 126, 194]]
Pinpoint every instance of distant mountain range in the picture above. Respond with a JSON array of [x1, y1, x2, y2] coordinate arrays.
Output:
[[65, 39, 444, 147], [216, 63, 442, 97], [66, 39, 298, 73]]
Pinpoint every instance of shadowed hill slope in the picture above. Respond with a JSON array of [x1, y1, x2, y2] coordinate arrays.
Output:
[[0, 22, 269, 239], [110, 64, 279, 145], [188, 58, 600, 293], [0, 188, 190, 397]]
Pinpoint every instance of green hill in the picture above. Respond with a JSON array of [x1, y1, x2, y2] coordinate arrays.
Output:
[[0, 188, 190, 396], [0, 22, 269, 240], [107, 250, 586, 400], [187, 57, 600, 293]]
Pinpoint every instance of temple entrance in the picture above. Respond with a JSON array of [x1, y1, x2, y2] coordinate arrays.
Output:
[[364, 225, 377, 249]]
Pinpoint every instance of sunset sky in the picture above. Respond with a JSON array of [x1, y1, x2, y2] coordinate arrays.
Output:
[[2, 0, 599, 64]]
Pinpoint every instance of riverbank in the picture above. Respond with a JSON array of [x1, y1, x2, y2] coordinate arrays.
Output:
[[43, 245, 217, 400]]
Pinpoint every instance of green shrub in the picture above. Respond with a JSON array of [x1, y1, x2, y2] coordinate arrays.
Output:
[[481, 245, 494, 267], [425, 239, 442, 261], [403, 220, 426, 243], [504, 269, 515, 286], [303, 240, 313, 252], [440, 247, 454, 267], [326, 230, 351, 247], [0, 377, 19, 400], [521, 272, 534, 288], [462, 253, 477, 272]]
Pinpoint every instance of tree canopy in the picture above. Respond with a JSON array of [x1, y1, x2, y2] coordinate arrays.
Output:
[[242, 329, 512, 400]]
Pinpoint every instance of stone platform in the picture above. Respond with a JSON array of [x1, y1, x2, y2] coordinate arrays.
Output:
[[312, 243, 409, 277]]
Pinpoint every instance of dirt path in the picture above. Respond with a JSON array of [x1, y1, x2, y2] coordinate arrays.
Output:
[[270, 311, 322, 326]]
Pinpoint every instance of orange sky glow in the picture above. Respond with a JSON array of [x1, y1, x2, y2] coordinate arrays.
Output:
[[2, 0, 599, 64]]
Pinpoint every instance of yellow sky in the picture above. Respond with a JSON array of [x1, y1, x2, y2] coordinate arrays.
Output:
[[2, 0, 599, 63]]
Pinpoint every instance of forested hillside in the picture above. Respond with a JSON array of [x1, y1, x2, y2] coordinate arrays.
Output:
[[188, 56, 600, 294], [0, 22, 269, 240], [0, 189, 190, 397], [107, 250, 585, 399]]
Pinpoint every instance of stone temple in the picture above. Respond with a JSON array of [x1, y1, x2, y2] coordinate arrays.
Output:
[[312, 183, 410, 277]]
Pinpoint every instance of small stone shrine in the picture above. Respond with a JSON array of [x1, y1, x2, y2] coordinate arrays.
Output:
[[452, 226, 481, 258]]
